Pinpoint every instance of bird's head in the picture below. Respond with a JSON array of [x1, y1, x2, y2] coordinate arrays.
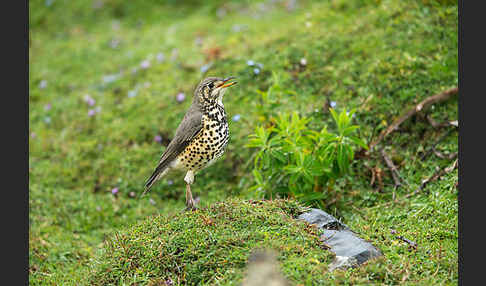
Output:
[[194, 76, 237, 107]]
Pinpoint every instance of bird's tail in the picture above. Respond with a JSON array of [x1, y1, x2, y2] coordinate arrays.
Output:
[[142, 167, 164, 196]]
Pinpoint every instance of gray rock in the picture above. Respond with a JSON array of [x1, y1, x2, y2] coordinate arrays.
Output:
[[298, 208, 382, 271]]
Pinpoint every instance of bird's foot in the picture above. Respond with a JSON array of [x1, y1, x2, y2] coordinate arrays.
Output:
[[185, 199, 198, 211]]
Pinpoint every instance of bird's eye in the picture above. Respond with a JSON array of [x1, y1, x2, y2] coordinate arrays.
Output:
[[208, 82, 214, 89]]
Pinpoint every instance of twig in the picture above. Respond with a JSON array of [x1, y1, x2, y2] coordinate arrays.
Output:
[[380, 149, 402, 188], [420, 128, 456, 161], [433, 150, 458, 160], [414, 159, 458, 194], [396, 235, 418, 250], [390, 229, 418, 250], [368, 87, 458, 152]]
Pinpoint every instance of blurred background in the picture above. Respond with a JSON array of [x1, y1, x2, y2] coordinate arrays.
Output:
[[29, 0, 458, 284]]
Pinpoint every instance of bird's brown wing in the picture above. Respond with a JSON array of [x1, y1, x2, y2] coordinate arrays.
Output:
[[143, 106, 203, 193]]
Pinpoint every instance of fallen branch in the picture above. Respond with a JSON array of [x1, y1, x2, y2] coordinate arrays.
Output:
[[433, 150, 458, 160], [368, 87, 458, 152], [380, 149, 402, 188], [420, 128, 456, 161], [391, 229, 418, 250], [414, 159, 458, 194], [396, 235, 418, 250]]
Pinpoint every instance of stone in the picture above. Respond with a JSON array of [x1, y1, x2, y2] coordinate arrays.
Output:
[[298, 208, 382, 271]]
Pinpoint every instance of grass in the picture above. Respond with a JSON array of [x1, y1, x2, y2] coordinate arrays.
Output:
[[29, 0, 458, 285]]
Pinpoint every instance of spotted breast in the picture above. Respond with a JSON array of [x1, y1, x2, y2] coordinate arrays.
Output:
[[173, 104, 229, 172]]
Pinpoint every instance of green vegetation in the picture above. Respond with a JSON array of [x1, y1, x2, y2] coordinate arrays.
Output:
[[247, 107, 367, 208], [88, 199, 333, 285], [29, 0, 458, 285]]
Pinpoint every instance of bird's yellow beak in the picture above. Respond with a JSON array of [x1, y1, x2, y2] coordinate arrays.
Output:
[[219, 76, 237, 88]]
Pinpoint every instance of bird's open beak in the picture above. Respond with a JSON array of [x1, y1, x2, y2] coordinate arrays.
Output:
[[219, 76, 237, 88]]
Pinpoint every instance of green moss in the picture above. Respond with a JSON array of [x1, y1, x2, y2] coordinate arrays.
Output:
[[87, 199, 333, 285]]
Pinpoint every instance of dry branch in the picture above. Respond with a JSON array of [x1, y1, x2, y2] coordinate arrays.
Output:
[[368, 87, 458, 152], [415, 159, 458, 194], [380, 149, 402, 188]]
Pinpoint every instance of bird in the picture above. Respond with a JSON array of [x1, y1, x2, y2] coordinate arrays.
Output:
[[143, 76, 237, 210]]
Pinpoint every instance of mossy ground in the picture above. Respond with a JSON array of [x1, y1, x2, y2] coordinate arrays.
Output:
[[87, 199, 334, 285], [30, 0, 457, 285]]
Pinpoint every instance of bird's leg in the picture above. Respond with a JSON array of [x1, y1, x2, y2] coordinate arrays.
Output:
[[184, 171, 197, 211]]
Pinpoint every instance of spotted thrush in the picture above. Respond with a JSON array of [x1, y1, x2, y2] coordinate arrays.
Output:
[[143, 76, 237, 210]]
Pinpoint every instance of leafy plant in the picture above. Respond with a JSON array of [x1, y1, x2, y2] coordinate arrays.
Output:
[[246, 109, 368, 208]]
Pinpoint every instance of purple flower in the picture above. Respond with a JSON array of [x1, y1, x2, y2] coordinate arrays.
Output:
[[167, 180, 173, 185], [30, 132, 36, 138], [111, 187, 119, 195], [84, 95, 96, 106], [88, 109, 96, 117], [39, 80, 47, 89], [154, 135, 162, 143], [253, 68, 260, 75], [176, 92, 186, 103], [330, 101, 337, 108], [156, 52, 165, 62], [232, 114, 241, 122], [149, 198, 156, 205], [44, 103, 52, 111], [140, 60, 151, 69]]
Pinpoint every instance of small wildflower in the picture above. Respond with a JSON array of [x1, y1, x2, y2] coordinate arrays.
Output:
[[247, 60, 255, 66], [330, 101, 337, 108], [111, 187, 119, 195], [140, 60, 151, 69], [253, 68, 260, 75], [129, 192, 136, 198], [149, 198, 156, 205], [167, 180, 173, 185], [176, 92, 186, 103], [232, 114, 241, 122], [30, 132, 36, 138], [154, 135, 162, 143], [39, 80, 47, 89], [112, 21, 120, 31], [194, 36, 203, 46], [96, 206, 101, 211], [305, 21, 312, 28], [128, 90, 138, 98], [83, 94, 96, 106], [44, 117, 51, 124], [88, 109, 96, 117], [103, 74, 119, 84], [200, 63, 212, 73], [156, 52, 165, 62], [44, 103, 52, 111], [300, 58, 307, 66], [171, 48, 178, 61], [110, 38, 120, 49]]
